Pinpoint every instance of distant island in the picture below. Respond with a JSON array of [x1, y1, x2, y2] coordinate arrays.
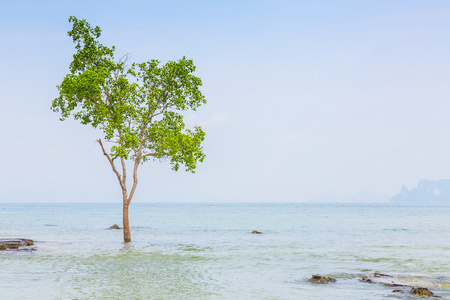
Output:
[[390, 179, 450, 204]]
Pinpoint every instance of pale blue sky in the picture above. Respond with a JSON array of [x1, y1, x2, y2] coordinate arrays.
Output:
[[1, 0, 450, 202]]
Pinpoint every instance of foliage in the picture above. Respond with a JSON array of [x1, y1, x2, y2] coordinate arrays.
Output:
[[52, 16, 206, 172]]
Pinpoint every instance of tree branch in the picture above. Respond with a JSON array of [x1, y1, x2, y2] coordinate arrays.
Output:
[[150, 102, 176, 119], [120, 156, 127, 191], [128, 157, 139, 206], [117, 131, 127, 189], [97, 139, 123, 188]]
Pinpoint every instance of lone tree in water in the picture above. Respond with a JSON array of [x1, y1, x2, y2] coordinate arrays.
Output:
[[52, 17, 206, 242]]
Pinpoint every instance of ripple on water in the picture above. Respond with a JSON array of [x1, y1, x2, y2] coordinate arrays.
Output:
[[60, 250, 217, 299]]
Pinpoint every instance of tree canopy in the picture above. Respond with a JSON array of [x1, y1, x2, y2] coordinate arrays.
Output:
[[53, 16, 206, 172]]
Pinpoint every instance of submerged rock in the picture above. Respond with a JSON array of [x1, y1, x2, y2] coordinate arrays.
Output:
[[308, 275, 337, 284], [410, 287, 438, 297], [360, 272, 440, 298], [109, 224, 121, 229], [252, 230, 262, 234], [374, 272, 393, 278], [0, 238, 34, 250], [382, 283, 406, 287], [360, 275, 374, 283], [361, 272, 410, 286]]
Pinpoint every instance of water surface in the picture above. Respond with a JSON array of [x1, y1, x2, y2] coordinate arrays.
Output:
[[1, 203, 450, 299]]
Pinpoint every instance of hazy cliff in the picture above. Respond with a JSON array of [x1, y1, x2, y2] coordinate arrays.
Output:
[[390, 179, 450, 203]]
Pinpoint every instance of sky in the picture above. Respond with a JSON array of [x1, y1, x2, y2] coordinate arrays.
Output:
[[1, 0, 450, 203]]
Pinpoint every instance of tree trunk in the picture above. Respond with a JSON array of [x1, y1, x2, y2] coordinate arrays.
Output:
[[123, 200, 131, 243]]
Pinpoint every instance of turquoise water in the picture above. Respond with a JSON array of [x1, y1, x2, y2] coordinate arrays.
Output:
[[1, 203, 450, 299]]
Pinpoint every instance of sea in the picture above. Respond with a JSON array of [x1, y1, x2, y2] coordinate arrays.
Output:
[[1, 203, 450, 299]]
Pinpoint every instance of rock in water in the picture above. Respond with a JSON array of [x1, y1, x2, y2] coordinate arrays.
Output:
[[252, 230, 262, 234], [360, 272, 440, 297], [360, 275, 374, 283], [0, 238, 34, 250], [308, 275, 337, 284], [109, 224, 121, 229], [21, 239, 34, 246], [374, 272, 393, 278], [410, 287, 436, 297]]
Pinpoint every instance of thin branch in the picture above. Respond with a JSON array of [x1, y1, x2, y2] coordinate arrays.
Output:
[[97, 139, 123, 188], [151, 102, 176, 119], [146, 85, 167, 119], [117, 130, 127, 189], [120, 156, 127, 190], [147, 82, 153, 112], [128, 158, 139, 206]]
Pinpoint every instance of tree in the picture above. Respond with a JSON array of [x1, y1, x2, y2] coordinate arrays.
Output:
[[52, 16, 206, 242]]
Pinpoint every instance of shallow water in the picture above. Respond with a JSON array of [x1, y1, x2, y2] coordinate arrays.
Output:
[[1, 203, 450, 299]]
